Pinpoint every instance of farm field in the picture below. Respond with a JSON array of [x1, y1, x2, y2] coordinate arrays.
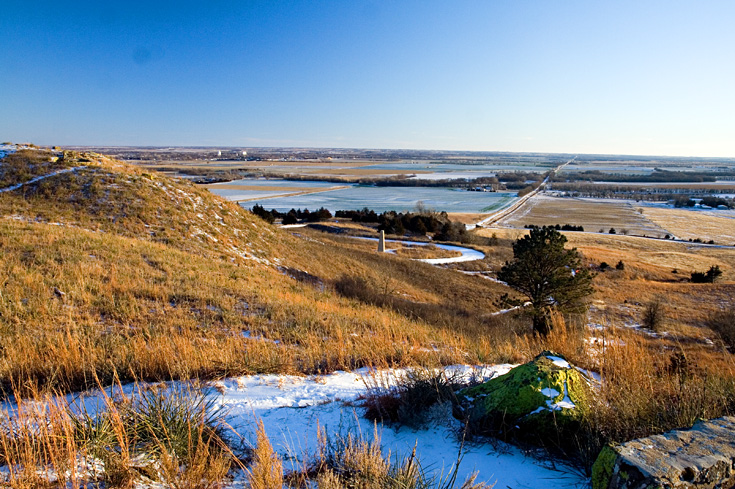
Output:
[[494, 194, 670, 237], [641, 207, 735, 244]]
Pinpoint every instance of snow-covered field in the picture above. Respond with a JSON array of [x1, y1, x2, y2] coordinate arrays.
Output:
[[2, 366, 587, 488]]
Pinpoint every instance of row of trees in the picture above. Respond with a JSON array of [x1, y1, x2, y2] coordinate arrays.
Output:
[[251, 205, 332, 224], [674, 196, 735, 209]]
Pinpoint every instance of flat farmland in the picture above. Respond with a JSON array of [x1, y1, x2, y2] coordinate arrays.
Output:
[[496, 195, 669, 237], [641, 207, 735, 244]]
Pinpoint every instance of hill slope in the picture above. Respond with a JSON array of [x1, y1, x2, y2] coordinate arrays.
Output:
[[0, 148, 512, 396]]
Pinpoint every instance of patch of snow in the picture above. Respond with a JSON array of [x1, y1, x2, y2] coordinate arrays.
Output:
[[0, 166, 87, 193], [546, 355, 570, 369], [490, 301, 532, 316], [549, 399, 576, 410], [241, 330, 281, 345], [0, 145, 16, 160], [576, 367, 602, 383], [547, 380, 576, 411], [540, 387, 560, 398], [280, 223, 308, 228], [354, 237, 485, 264]]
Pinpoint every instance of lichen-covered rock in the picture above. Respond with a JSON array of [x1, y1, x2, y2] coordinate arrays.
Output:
[[456, 351, 588, 442], [592, 416, 735, 489]]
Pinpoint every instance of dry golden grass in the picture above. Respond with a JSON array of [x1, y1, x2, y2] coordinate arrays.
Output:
[[642, 207, 735, 244], [0, 382, 235, 488], [247, 421, 283, 489], [477, 226, 735, 340], [0, 150, 531, 396], [447, 212, 485, 225]]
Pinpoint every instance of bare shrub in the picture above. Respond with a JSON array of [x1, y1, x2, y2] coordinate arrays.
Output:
[[362, 368, 465, 427], [706, 307, 735, 352], [642, 299, 666, 332]]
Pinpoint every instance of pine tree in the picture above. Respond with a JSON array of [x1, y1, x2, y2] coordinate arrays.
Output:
[[498, 227, 593, 335]]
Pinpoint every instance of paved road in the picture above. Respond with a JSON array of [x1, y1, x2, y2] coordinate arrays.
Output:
[[476, 156, 576, 227]]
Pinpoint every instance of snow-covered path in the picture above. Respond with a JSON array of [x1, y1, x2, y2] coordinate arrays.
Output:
[[0, 166, 87, 193], [355, 236, 486, 264]]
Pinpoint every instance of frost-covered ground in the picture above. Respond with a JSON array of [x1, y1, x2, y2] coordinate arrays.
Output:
[[0, 143, 18, 160], [215, 366, 586, 488], [2, 366, 587, 488]]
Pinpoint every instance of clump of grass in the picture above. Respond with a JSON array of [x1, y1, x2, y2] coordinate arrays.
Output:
[[362, 368, 467, 428], [295, 424, 494, 489], [247, 421, 283, 489], [0, 382, 235, 487]]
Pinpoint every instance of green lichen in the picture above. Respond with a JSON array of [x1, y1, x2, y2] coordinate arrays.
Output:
[[456, 351, 591, 447], [591, 445, 619, 489], [461, 351, 587, 422]]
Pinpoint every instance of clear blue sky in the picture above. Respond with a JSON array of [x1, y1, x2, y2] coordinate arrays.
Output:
[[2, 1, 734, 157]]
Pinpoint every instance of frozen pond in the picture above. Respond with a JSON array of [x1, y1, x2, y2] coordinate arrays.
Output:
[[216, 178, 338, 188], [207, 178, 343, 201], [238, 185, 518, 214]]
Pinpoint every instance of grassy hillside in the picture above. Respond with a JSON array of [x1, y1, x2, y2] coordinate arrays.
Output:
[[3, 148, 735, 482], [0, 148, 518, 397]]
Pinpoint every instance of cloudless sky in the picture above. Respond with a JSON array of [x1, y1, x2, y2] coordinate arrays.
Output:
[[2, 1, 734, 156]]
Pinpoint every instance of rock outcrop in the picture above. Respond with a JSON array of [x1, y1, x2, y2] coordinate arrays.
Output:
[[592, 416, 735, 489], [456, 351, 588, 442]]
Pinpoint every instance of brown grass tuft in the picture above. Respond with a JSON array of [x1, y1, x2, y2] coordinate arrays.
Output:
[[247, 421, 283, 489]]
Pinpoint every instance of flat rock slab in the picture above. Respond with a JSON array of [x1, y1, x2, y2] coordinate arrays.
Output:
[[593, 416, 735, 488]]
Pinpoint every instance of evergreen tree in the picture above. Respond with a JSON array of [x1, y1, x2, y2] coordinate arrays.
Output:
[[498, 227, 593, 335]]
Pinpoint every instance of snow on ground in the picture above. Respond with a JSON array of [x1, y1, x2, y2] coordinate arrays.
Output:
[[0, 145, 16, 160], [1, 365, 587, 488], [355, 236, 486, 264], [210, 365, 586, 488], [0, 166, 88, 193]]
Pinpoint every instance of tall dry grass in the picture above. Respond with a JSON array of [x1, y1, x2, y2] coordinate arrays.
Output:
[[0, 381, 235, 487], [570, 326, 735, 470], [292, 423, 494, 489], [247, 421, 284, 489]]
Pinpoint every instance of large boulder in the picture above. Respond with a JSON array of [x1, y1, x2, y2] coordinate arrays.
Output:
[[592, 416, 735, 489], [456, 351, 589, 443]]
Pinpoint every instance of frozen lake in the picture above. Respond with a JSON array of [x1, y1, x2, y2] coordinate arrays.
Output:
[[233, 185, 518, 214]]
